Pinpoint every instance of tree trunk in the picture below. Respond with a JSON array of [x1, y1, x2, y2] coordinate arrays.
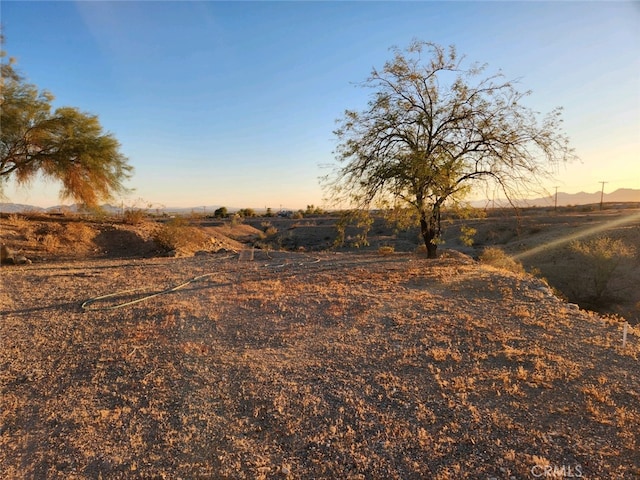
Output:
[[419, 214, 439, 259], [418, 202, 442, 259]]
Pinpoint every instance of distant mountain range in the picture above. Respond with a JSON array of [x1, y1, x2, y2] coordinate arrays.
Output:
[[1, 188, 638, 214], [537, 188, 639, 206], [0, 203, 266, 215], [469, 188, 639, 208]]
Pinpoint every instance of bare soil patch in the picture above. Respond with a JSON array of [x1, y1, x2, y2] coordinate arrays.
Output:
[[1, 241, 639, 478]]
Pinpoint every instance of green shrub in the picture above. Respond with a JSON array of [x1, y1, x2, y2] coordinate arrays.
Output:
[[459, 225, 477, 246], [214, 206, 228, 218]]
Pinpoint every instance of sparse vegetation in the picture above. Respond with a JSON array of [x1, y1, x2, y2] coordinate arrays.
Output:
[[122, 208, 147, 225], [237, 208, 256, 218], [304, 204, 324, 216], [0, 208, 639, 478], [6, 213, 29, 230], [253, 221, 280, 250], [63, 221, 96, 245], [259, 222, 278, 238], [378, 245, 395, 255], [153, 217, 207, 254], [333, 209, 373, 248], [479, 246, 525, 275], [39, 232, 60, 252], [570, 236, 636, 306], [213, 206, 228, 218]]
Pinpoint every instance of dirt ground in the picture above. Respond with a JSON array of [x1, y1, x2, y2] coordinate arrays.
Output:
[[1, 212, 639, 478], [242, 206, 640, 324]]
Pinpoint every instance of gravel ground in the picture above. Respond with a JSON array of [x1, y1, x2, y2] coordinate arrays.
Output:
[[1, 249, 639, 479]]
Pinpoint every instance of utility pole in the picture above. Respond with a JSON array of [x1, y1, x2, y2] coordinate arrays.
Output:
[[554, 186, 559, 212], [599, 181, 608, 210]]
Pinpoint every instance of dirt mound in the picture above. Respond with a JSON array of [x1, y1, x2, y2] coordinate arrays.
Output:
[[201, 226, 253, 252], [0, 215, 257, 263], [93, 224, 159, 258], [0, 215, 101, 261]]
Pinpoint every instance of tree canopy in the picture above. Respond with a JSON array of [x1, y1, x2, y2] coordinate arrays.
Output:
[[327, 41, 575, 257], [1, 41, 132, 207]]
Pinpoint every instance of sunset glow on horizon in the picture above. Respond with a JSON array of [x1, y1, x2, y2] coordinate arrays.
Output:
[[2, 1, 638, 209]]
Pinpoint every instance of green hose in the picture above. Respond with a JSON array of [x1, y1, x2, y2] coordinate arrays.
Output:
[[80, 252, 322, 311], [80, 272, 218, 311]]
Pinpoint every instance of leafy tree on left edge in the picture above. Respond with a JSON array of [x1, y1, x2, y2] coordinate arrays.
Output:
[[0, 35, 132, 207]]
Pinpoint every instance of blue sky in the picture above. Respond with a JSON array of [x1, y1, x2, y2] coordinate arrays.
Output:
[[2, 1, 639, 209]]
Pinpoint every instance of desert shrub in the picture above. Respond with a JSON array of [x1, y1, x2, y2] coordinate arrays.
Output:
[[154, 218, 186, 251], [237, 208, 256, 218], [230, 214, 243, 226], [333, 210, 373, 248], [63, 222, 96, 244], [479, 247, 525, 275], [123, 208, 146, 225], [257, 222, 279, 245], [7, 214, 29, 228], [304, 204, 324, 216], [264, 226, 278, 238], [153, 218, 207, 253], [6, 214, 33, 240], [570, 236, 636, 302], [214, 206, 228, 218], [34, 223, 63, 252], [41, 233, 60, 252], [266, 226, 278, 236]]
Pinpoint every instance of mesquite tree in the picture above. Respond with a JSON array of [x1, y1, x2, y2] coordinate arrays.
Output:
[[1, 41, 132, 207], [328, 41, 574, 257]]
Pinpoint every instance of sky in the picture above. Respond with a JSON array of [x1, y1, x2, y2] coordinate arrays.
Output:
[[1, 0, 639, 210]]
